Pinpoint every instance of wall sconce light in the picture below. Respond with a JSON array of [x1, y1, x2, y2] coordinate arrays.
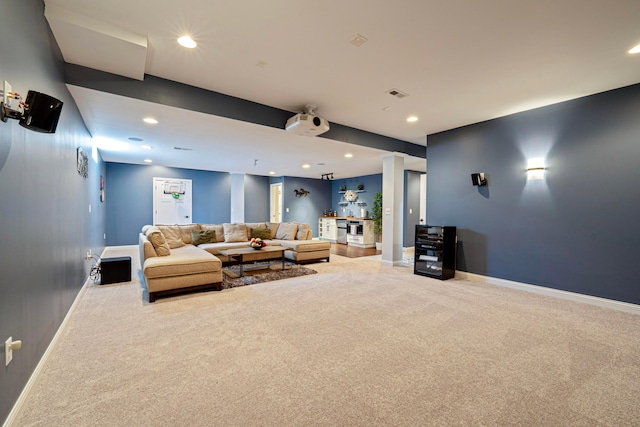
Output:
[[527, 158, 545, 181], [471, 173, 487, 186]]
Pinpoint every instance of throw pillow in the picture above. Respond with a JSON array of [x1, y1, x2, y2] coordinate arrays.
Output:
[[158, 226, 186, 249], [251, 227, 272, 240], [296, 223, 309, 240], [223, 223, 249, 242], [190, 229, 216, 245], [201, 224, 225, 242], [267, 222, 280, 239], [146, 227, 171, 256], [179, 224, 201, 244], [275, 222, 298, 240]]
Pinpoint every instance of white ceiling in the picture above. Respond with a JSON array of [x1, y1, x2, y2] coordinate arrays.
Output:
[[44, 0, 640, 179]]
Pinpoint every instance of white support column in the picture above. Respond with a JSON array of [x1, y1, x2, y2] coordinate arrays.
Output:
[[381, 152, 405, 266], [230, 173, 245, 223]]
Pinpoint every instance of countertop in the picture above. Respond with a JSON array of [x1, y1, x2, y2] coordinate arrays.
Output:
[[319, 216, 372, 220]]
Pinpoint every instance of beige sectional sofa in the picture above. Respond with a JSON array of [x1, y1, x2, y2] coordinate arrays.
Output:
[[139, 221, 330, 302]]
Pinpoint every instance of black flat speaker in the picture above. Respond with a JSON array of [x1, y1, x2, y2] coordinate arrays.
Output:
[[19, 91, 63, 133], [100, 256, 132, 285]]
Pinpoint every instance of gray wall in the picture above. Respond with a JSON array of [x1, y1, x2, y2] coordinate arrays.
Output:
[[244, 174, 270, 222], [0, 1, 105, 422], [427, 83, 640, 304]]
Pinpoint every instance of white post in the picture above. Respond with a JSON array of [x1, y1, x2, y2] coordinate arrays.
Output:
[[381, 152, 405, 266], [230, 173, 245, 223]]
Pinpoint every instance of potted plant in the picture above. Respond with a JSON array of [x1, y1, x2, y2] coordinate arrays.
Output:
[[357, 183, 364, 191], [339, 185, 346, 192], [371, 192, 383, 250]]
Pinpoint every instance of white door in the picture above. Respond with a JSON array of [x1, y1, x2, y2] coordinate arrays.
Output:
[[153, 178, 193, 225], [270, 183, 282, 223]]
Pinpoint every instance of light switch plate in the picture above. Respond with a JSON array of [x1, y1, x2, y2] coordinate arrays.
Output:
[[5, 337, 13, 366]]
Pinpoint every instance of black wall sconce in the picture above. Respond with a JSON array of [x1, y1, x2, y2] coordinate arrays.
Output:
[[471, 173, 487, 186]]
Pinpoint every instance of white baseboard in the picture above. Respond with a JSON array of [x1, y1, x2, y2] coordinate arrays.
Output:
[[3, 276, 92, 427], [456, 270, 640, 315]]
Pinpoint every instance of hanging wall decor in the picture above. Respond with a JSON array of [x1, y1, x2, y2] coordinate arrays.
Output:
[[76, 147, 88, 178], [100, 175, 105, 202]]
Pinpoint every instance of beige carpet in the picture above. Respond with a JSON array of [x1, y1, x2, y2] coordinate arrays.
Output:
[[14, 246, 640, 426]]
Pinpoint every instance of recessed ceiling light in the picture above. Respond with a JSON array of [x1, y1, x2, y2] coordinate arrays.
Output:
[[143, 159, 152, 163], [629, 44, 640, 54], [344, 153, 353, 158], [128, 137, 143, 141], [141, 145, 152, 149], [407, 116, 419, 122], [143, 117, 158, 124], [349, 33, 368, 47], [302, 164, 311, 169], [269, 171, 275, 175], [177, 36, 197, 49]]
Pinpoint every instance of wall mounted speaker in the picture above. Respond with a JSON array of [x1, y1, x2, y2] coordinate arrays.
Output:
[[471, 173, 487, 186], [19, 91, 63, 133]]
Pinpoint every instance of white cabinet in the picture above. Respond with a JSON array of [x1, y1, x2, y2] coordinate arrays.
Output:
[[318, 217, 338, 242], [346, 219, 375, 248]]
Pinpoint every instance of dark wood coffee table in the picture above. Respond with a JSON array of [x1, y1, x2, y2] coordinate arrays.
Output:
[[218, 245, 289, 277]]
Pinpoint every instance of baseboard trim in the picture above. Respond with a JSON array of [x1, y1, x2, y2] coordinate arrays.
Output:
[[456, 270, 640, 315], [3, 276, 91, 427]]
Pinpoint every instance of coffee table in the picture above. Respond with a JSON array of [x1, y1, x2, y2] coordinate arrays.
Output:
[[218, 245, 289, 277]]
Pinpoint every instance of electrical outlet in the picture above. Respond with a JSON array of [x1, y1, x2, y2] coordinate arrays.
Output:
[[86, 249, 92, 260], [5, 337, 13, 366]]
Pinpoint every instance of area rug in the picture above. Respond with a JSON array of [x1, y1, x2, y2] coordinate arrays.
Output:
[[221, 264, 317, 289]]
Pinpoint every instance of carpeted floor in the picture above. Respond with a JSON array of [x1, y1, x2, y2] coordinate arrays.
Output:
[[12, 246, 640, 426]]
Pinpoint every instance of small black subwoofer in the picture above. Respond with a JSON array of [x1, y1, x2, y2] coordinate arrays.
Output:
[[100, 256, 132, 285]]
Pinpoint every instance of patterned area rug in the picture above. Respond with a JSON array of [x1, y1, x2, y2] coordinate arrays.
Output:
[[221, 264, 317, 289]]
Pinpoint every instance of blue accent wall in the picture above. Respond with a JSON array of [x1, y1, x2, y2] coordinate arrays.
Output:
[[106, 163, 231, 245], [331, 174, 382, 218], [282, 177, 332, 236], [244, 174, 270, 222], [427, 83, 640, 304], [404, 170, 423, 246], [0, 1, 105, 422]]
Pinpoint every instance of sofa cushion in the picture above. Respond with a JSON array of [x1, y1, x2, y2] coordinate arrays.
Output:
[[143, 245, 221, 279], [201, 224, 225, 242], [245, 222, 266, 231], [179, 224, 201, 244], [191, 229, 216, 245], [275, 222, 298, 240], [268, 222, 280, 239], [296, 223, 309, 240], [223, 223, 248, 242], [145, 226, 171, 256], [278, 239, 331, 253], [250, 227, 272, 240], [158, 225, 186, 249]]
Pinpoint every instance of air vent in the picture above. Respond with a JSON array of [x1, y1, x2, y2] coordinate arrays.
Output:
[[386, 88, 408, 99], [172, 146, 193, 151]]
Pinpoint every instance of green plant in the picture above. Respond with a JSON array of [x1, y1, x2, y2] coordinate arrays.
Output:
[[371, 192, 383, 240], [357, 183, 364, 191], [339, 185, 346, 191]]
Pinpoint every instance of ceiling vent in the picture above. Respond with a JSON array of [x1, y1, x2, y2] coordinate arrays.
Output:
[[285, 105, 330, 136], [172, 146, 193, 151], [386, 88, 408, 99]]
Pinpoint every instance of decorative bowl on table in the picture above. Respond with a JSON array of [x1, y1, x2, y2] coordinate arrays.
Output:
[[249, 237, 267, 250]]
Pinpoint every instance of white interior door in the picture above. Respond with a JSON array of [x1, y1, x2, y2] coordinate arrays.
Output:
[[270, 183, 282, 223], [153, 178, 193, 225]]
